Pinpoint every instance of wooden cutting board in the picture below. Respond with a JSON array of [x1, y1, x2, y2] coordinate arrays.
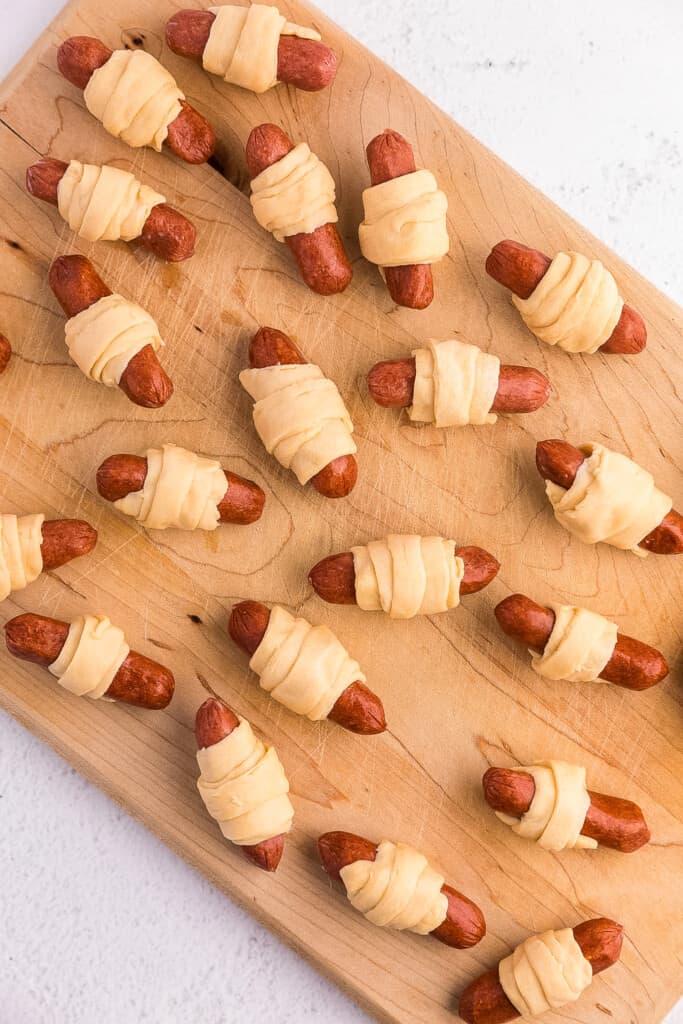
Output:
[[0, 2, 681, 1021]]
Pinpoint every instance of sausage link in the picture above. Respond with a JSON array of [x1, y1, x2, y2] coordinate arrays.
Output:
[[247, 327, 357, 498], [96, 454, 265, 525], [228, 600, 386, 734], [26, 158, 196, 262], [365, 130, 434, 309], [535, 439, 683, 555], [48, 254, 173, 409], [486, 240, 646, 355], [309, 545, 500, 604], [494, 593, 669, 691], [245, 124, 352, 295], [482, 766, 650, 852], [0, 334, 11, 374], [458, 918, 623, 1023], [366, 358, 550, 414], [195, 697, 285, 871], [318, 830, 486, 948], [40, 518, 98, 569], [4, 613, 174, 709], [56, 36, 215, 164], [165, 10, 337, 92]]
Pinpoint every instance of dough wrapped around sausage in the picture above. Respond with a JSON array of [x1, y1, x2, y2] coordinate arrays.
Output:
[[351, 535, 463, 618], [358, 169, 449, 269], [544, 442, 672, 556], [499, 928, 593, 1017], [494, 760, 597, 851], [239, 363, 356, 485], [530, 604, 618, 683], [249, 605, 365, 721], [64, 293, 165, 388], [409, 338, 500, 427], [203, 4, 321, 92], [339, 840, 448, 934], [249, 142, 338, 241], [196, 717, 294, 845], [0, 513, 44, 601], [84, 49, 184, 151], [57, 161, 165, 242], [48, 614, 130, 699], [113, 444, 227, 531]]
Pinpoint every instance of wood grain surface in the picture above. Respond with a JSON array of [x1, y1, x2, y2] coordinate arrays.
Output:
[[0, 2, 681, 1021]]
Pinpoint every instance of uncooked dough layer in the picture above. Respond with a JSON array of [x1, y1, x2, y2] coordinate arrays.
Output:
[[530, 604, 618, 683], [239, 363, 356, 485], [495, 760, 597, 851], [250, 143, 338, 241], [203, 4, 321, 92], [57, 161, 165, 242], [499, 928, 592, 1017], [84, 49, 184, 152], [196, 717, 294, 845], [351, 535, 463, 618], [409, 338, 500, 427], [114, 444, 226, 531], [340, 840, 448, 934], [545, 442, 672, 556], [358, 169, 449, 268], [0, 513, 44, 601], [64, 293, 164, 387], [249, 605, 365, 721], [49, 614, 130, 700], [512, 251, 623, 354]]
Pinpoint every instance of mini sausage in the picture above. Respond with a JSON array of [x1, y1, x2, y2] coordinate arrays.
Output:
[[228, 600, 386, 734], [5, 612, 175, 709], [39, 518, 98, 570], [195, 696, 286, 871], [482, 765, 650, 853], [494, 593, 669, 691], [486, 240, 646, 355], [318, 830, 486, 948], [26, 158, 196, 262], [245, 124, 352, 295], [56, 36, 215, 164], [0, 333, 12, 374], [247, 327, 357, 499], [48, 254, 173, 409], [309, 546, 500, 604], [165, 9, 337, 92], [536, 439, 683, 555], [96, 453, 265, 525], [366, 358, 550, 415], [458, 917, 624, 1024]]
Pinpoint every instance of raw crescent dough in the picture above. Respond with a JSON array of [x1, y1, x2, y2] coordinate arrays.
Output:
[[64, 293, 165, 387], [358, 169, 449, 267], [499, 928, 592, 1017], [545, 442, 672, 556], [48, 614, 130, 700], [249, 605, 365, 721], [203, 4, 321, 93], [530, 604, 618, 683], [340, 840, 448, 934], [114, 444, 227, 531], [57, 161, 165, 242], [250, 142, 338, 240], [410, 338, 500, 427], [196, 717, 294, 845], [351, 535, 463, 618], [495, 760, 597, 851], [512, 251, 623, 354], [239, 363, 356, 485], [0, 513, 45, 601], [84, 49, 184, 152]]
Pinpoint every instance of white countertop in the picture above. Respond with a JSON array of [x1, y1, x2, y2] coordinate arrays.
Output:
[[1, 2, 681, 1021]]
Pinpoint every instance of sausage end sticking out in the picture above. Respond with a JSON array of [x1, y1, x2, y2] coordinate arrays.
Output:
[[0, 334, 11, 375], [141, 204, 197, 262], [195, 697, 285, 871], [57, 36, 112, 89], [40, 518, 98, 570], [165, 100, 216, 164], [25, 158, 68, 203]]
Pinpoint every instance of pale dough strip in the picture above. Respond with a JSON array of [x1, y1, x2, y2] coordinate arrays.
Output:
[[499, 928, 592, 1017], [57, 161, 165, 242], [0, 513, 45, 601], [49, 614, 130, 700], [409, 338, 500, 427], [204, 4, 321, 93], [495, 760, 597, 851], [358, 168, 449, 268], [530, 604, 618, 683], [197, 717, 294, 845], [249, 605, 365, 720], [250, 142, 338, 240], [340, 841, 448, 934], [64, 293, 165, 388], [351, 535, 463, 618]]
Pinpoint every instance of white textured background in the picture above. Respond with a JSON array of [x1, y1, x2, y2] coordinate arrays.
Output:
[[1, 1, 681, 1021]]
